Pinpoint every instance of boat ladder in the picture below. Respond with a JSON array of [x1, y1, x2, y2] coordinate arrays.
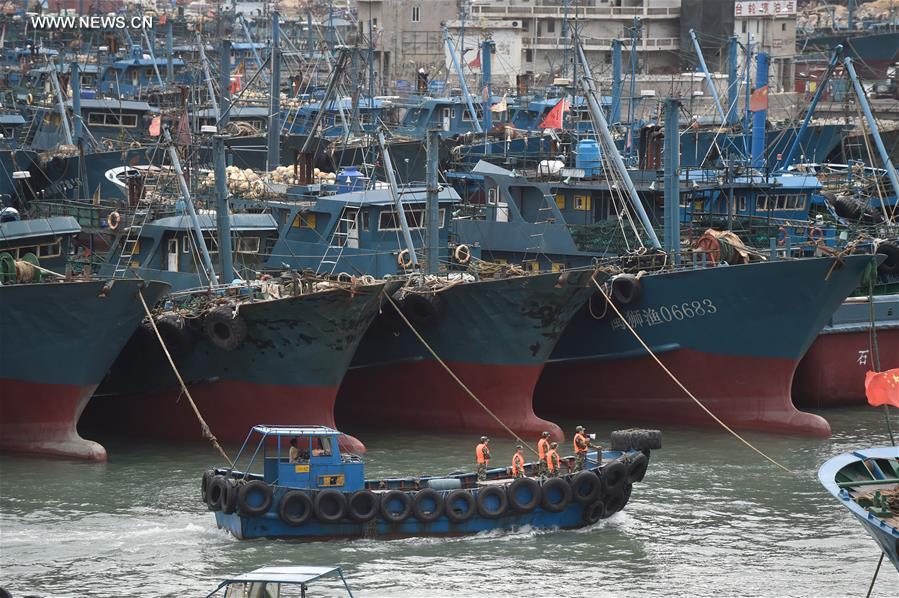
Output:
[[111, 171, 162, 277], [317, 208, 359, 275]]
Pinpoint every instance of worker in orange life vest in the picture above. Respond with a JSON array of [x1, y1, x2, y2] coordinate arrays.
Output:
[[511, 445, 526, 478], [573, 425, 597, 472], [546, 442, 561, 477], [537, 431, 551, 476], [475, 436, 491, 481]]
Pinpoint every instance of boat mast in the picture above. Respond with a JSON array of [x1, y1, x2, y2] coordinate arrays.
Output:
[[726, 36, 739, 127], [750, 52, 768, 169], [49, 58, 74, 146], [267, 12, 281, 171], [166, 20, 174, 85], [443, 26, 482, 133], [197, 33, 221, 123], [663, 98, 680, 263], [481, 38, 494, 133], [377, 129, 419, 268], [425, 129, 440, 275], [610, 39, 622, 124], [689, 29, 726, 124], [239, 14, 268, 81]]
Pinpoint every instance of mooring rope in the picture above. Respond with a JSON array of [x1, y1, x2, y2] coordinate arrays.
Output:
[[384, 291, 541, 457], [591, 274, 793, 473], [866, 259, 895, 446], [865, 552, 885, 598], [138, 289, 233, 466]]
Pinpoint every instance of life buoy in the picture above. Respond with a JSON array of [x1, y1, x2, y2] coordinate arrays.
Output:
[[540, 477, 572, 513], [600, 461, 627, 496], [570, 470, 602, 504], [777, 226, 787, 247], [26, 93, 32, 105], [397, 249, 414, 269], [278, 490, 313, 526], [507, 477, 541, 513], [221, 478, 238, 514], [347, 490, 380, 522], [203, 307, 247, 351], [444, 489, 476, 523], [808, 226, 824, 243], [107, 211, 121, 230], [583, 501, 606, 525], [475, 485, 508, 519], [379, 490, 412, 523], [626, 453, 649, 484], [201, 469, 215, 505], [411, 488, 444, 523], [454, 244, 472, 265], [313, 489, 347, 523], [237, 480, 273, 517], [611, 273, 643, 305]]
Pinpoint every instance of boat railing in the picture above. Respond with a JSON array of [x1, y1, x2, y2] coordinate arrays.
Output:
[[29, 198, 177, 231]]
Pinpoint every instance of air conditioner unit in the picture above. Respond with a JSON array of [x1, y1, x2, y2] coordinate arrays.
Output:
[[640, 89, 657, 97], [553, 77, 572, 87]]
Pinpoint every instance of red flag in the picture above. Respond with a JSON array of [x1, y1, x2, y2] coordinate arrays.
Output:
[[866, 369, 899, 408], [230, 74, 242, 95], [538, 99, 569, 129], [149, 116, 161, 137], [468, 50, 481, 68], [749, 85, 769, 111]]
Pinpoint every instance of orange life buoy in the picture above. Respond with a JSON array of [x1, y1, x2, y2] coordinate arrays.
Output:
[[397, 249, 413, 269], [107, 211, 121, 230], [808, 226, 824, 244]]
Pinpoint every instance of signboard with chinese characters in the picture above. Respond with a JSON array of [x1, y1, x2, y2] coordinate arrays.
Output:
[[734, 1, 797, 17]]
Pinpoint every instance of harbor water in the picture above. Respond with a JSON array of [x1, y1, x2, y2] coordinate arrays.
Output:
[[2, 408, 897, 597]]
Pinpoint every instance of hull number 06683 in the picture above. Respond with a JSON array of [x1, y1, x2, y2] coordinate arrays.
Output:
[[612, 299, 718, 330]]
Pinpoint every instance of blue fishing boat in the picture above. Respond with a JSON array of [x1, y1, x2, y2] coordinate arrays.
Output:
[[203, 425, 659, 541], [818, 447, 899, 571], [206, 565, 354, 597]]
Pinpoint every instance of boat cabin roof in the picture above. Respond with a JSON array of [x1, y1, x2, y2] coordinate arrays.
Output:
[[252, 424, 339, 437], [0, 216, 80, 241], [150, 213, 277, 232], [66, 98, 154, 113], [325, 187, 460, 207], [207, 566, 350, 597]]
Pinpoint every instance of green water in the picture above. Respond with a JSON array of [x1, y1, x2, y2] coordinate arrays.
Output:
[[1, 408, 897, 597]]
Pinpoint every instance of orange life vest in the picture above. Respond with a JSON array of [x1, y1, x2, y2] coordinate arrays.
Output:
[[546, 448, 560, 472], [537, 438, 550, 460], [476, 442, 490, 464], [511, 452, 525, 476], [574, 432, 589, 454]]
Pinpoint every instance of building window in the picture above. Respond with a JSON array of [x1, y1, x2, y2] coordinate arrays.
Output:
[[523, 19, 529, 32], [782, 23, 786, 31], [547, 20, 555, 34], [741, 21, 747, 33], [525, 49, 533, 63], [411, 6, 420, 22]]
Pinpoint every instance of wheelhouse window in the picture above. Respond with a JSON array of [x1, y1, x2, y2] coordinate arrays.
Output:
[[37, 240, 61, 258], [236, 236, 261, 253], [573, 195, 592, 211], [378, 208, 445, 230], [85, 112, 139, 128], [292, 213, 316, 229]]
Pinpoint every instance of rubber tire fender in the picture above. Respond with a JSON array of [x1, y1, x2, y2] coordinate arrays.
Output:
[[411, 488, 444, 523], [610, 428, 662, 452], [313, 489, 348, 523], [876, 241, 899, 275], [380, 490, 412, 524], [444, 489, 476, 523], [278, 490, 313, 527], [206, 474, 225, 511], [221, 478, 238, 515], [237, 480, 274, 517], [507, 477, 541, 513], [611, 273, 643, 305], [400, 293, 444, 327], [603, 483, 632, 516], [347, 490, 380, 523], [627, 453, 650, 483], [476, 485, 508, 519], [201, 469, 215, 505], [583, 501, 607, 525], [540, 477, 572, 513], [570, 470, 602, 504], [203, 307, 247, 351], [601, 461, 627, 496]]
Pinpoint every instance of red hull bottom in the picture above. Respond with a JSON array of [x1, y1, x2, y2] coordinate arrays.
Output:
[[536, 349, 831, 436], [337, 361, 564, 440], [0, 379, 106, 461], [82, 380, 366, 453], [793, 328, 899, 408]]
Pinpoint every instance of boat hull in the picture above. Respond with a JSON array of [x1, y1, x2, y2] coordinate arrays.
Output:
[[538, 255, 876, 436], [0, 279, 171, 460]]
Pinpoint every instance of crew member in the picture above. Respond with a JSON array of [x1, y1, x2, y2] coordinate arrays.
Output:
[[511, 445, 526, 478], [537, 431, 551, 476], [475, 436, 491, 481], [573, 425, 591, 472], [288, 438, 299, 463], [546, 442, 561, 477]]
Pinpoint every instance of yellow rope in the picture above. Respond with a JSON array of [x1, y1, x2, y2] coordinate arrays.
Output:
[[385, 292, 541, 457], [592, 275, 793, 473], [138, 289, 233, 466]]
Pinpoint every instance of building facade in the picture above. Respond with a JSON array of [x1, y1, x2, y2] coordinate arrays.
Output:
[[733, 0, 796, 92]]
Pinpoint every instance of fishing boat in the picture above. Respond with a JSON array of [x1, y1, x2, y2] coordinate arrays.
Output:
[[202, 425, 659, 541], [205, 565, 354, 597], [818, 447, 899, 571]]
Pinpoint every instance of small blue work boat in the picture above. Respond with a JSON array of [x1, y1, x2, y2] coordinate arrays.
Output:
[[201, 425, 660, 540], [818, 447, 899, 571], [205, 565, 354, 597]]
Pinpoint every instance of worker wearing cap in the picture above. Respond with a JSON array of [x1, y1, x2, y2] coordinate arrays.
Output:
[[537, 431, 551, 476], [546, 442, 561, 477], [573, 425, 592, 472], [511, 445, 526, 478], [475, 436, 491, 481]]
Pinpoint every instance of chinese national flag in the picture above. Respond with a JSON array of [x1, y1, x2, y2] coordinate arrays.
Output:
[[749, 85, 769, 111], [866, 369, 899, 408], [538, 98, 569, 129], [149, 116, 161, 137], [468, 50, 481, 68]]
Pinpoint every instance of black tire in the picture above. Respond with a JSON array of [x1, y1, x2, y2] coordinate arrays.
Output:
[[206, 475, 225, 511], [603, 489, 627, 516], [445, 489, 476, 523], [279, 490, 313, 527], [540, 477, 572, 513], [411, 488, 444, 523], [610, 428, 662, 452], [476, 485, 508, 519], [876, 241, 899, 275], [627, 453, 650, 483], [201, 469, 215, 505], [221, 478, 238, 515], [601, 461, 627, 496], [237, 480, 273, 517], [507, 477, 541, 513], [203, 307, 247, 351], [380, 490, 412, 524], [347, 490, 380, 523], [570, 470, 602, 504], [156, 314, 195, 356], [400, 293, 444, 326], [583, 501, 606, 525], [313, 489, 347, 523], [611, 274, 643, 305]]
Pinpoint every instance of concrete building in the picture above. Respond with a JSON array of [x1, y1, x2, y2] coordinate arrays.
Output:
[[733, 0, 797, 92]]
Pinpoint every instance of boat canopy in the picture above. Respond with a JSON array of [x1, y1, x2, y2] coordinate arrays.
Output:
[[150, 214, 277, 232], [251, 424, 340, 437], [0, 216, 80, 241], [205, 565, 351, 597]]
